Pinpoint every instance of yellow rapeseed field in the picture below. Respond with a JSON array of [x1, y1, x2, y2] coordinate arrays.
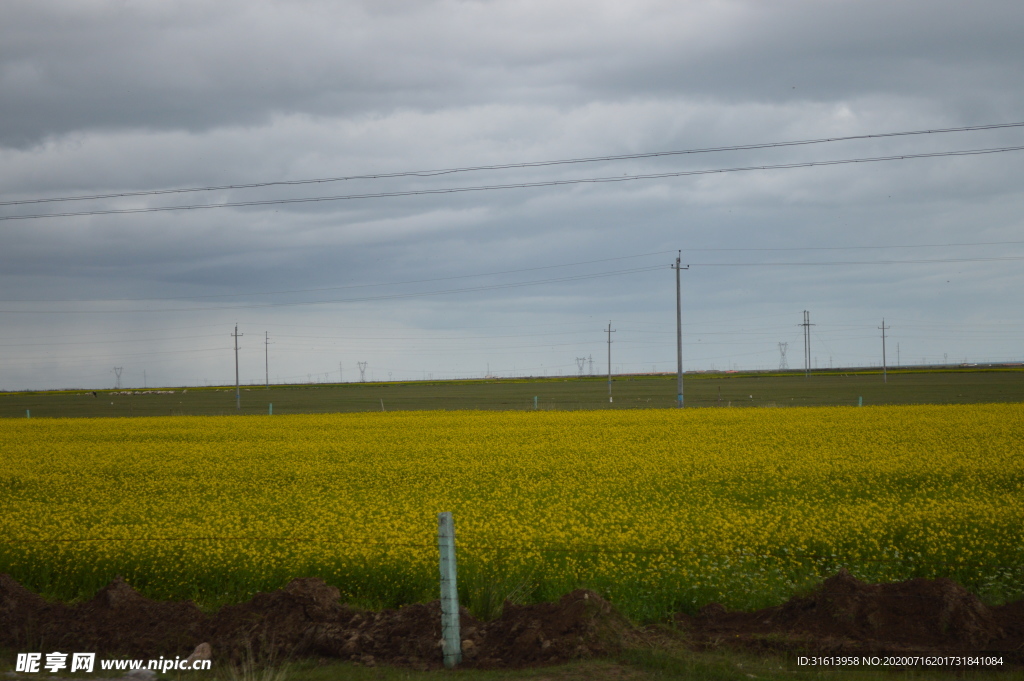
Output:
[[1, 403, 1022, 618]]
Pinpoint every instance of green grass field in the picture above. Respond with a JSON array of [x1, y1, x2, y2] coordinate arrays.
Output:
[[2, 367, 1021, 418]]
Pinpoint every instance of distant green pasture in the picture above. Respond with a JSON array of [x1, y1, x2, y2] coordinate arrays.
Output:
[[1, 367, 1021, 418]]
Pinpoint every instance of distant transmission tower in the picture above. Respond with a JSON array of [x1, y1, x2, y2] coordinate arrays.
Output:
[[113, 366, 123, 389], [588, 355, 593, 375], [575, 357, 587, 377], [778, 342, 789, 371], [357, 361, 368, 382]]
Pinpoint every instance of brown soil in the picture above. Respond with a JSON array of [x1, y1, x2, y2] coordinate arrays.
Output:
[[676, 569, 1023, 664], [2, 570, 1022, 669], [1, 575, 632, 669]]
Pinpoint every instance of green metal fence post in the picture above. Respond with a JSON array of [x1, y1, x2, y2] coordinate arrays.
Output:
[[437, 512, 462, 668]]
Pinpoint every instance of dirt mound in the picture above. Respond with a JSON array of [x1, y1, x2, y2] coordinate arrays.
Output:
[[472, 589, 634, 667], [677, 569, 1021, 662], [0, 576, 632, 669], [205, 578, 453, 666], [1, 574, 205, 658], [4, 572, 1022, 667], [208, 586, 632, 668], [991, 599, 1024, 657]]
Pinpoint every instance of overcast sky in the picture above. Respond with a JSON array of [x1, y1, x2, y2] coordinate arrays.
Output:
[[2, 0, 1023, 391]]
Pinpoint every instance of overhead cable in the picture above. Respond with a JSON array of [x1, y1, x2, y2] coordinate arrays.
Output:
[[5, 121, 1023, 208], [4, 144, 1024, 222], [0, 264, 667, 313]]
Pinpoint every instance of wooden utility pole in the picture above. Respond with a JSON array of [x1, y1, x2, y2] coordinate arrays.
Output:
[[232, 324, 243, 409], [606, 321, 616, 403], [672, 251, 689, 408], [264, 332, 274, 389], [879, 319, 890, 383], [800, 311, 814, 379]]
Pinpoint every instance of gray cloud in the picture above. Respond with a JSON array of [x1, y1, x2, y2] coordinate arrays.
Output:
[[1, 0, 1023, 390], [5, 1, 1023, 146]]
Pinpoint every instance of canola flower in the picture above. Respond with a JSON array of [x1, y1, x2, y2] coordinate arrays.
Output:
[[1, 403, 1022, 620]]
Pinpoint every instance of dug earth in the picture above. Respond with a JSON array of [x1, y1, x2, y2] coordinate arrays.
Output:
[[1, 570, 1022, 669]]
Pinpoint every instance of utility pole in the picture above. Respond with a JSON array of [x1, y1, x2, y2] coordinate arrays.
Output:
[[606, 321, 616, 403], [879, 319, 890, 383], [264, 332, 273, 389], [672, 251, 689, 408], [232, 324, 243, 409], [800, 311, 814, 378], [897, 343, 900, 367]]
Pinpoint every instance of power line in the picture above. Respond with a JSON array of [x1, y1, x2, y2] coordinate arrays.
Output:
[[0, 346, 230, 360], [6, 120, 1023, 208], [0, 250, 675, 303], [3, 254, 1022, 315], [274, 330, 608, 341], [687, 255, 1024, 266], [0, 322, 233, 341], [0, 264, 667, 314], [5, 144, 1024, 222], [5, 242, 1024, 306], [682, 240, 1024, 252], [0, 333, 224, 347]]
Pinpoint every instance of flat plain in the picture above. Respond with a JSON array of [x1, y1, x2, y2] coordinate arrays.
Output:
[[2, 367, 1022, 418]]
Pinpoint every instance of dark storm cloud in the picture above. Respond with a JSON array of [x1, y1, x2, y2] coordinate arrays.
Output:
[[5, 0, 1024, 148]]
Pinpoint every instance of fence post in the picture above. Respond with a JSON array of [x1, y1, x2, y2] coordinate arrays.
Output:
[[437, 512, 461, 668], [26, 409, 30, 418], [269, 403, 273, 415], [533, 396, 538, 410]]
